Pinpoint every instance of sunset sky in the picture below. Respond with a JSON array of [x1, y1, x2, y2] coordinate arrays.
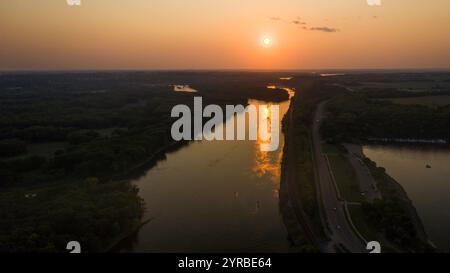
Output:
[[1, 0, 449, 70]]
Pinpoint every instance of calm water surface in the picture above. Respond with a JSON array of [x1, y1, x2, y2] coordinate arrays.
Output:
[[122, 89, 294, 252], [363, 145, 450, 252]]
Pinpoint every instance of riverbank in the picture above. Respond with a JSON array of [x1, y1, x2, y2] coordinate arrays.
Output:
[[361, 153, 434, 252], [116, 93, 295, 252], [363, 144, 450, 252], [279, 90, 321, 252], [104, 140, 190, 252], [104, 217, 153, 252], [112, 140, 188, 182], [324, 141, 433, 252], [279, 79, 376, 252], [328, 141, 434, 251]]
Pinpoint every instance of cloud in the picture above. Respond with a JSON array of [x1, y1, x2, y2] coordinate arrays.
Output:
[[292, 20, 306, 25], [268, 16, 340, 33], [309, 26, 339, 33]]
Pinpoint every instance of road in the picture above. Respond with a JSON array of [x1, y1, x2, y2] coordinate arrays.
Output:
[[344, 144, 382, 202], [311, 101, 366, 253]]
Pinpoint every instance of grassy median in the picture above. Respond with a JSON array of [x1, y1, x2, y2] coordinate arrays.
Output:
[[322, 144, 361, 203]]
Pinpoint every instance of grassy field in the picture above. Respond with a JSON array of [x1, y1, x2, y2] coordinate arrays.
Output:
[[323, 144, 361, 202], [382, 95, 450, 106]]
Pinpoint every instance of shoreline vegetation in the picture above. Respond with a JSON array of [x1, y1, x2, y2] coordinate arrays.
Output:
[[104, 217, 153, 253], [279, 90, 321, 252], [324, 142, 433, 252], [0, 71, 448, 252], [361, 155, 433, 251], [318, 87, 446, 252], [281, 76, 442, 252], [0, 71, 290, 252]]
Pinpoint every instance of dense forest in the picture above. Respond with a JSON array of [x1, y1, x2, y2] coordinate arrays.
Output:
[[0, 71, 291, 252], [321, 94, 450, 143], [0, 178, 144, 252], [0, 72, 290, 187]]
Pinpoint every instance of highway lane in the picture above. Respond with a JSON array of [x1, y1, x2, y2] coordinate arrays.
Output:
[[344, 144, 382, 202], [311, 101, 367, 253]]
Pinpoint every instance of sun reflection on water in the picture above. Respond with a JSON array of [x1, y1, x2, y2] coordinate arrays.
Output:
[[249, 87, 293, 188]]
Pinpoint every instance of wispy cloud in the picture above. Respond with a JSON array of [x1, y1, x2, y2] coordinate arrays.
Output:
[[269, 16, 339, 33], [309, 26, 339, 33], [291, 20, 306, 25]]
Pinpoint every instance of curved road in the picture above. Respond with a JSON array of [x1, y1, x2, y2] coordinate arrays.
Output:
[[311, 101, 366, 253]]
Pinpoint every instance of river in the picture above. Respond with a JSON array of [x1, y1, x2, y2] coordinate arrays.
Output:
[[119, 88, 294, 252], [363, 145, 450, 252]]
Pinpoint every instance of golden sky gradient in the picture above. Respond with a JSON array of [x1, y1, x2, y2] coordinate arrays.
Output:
[[1, 0, 449, 70]]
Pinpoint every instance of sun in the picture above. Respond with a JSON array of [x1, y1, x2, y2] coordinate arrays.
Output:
[[262, 37, 272, 47]]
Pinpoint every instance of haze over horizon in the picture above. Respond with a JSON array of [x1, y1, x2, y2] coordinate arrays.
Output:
[[1, 0, 449, 70]]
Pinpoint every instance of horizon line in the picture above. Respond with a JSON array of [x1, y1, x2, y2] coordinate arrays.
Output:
[[1, 67, 450, 73]]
